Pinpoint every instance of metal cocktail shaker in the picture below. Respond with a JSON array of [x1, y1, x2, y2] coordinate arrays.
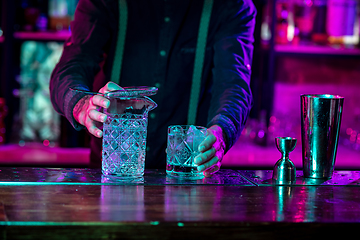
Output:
[[301, 94, 344, 179]]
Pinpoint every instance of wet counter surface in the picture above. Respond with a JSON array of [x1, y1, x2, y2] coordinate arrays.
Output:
[[0, 168, 253, 186], [1, 168, 360, 239], [0, 167, 360, 186]]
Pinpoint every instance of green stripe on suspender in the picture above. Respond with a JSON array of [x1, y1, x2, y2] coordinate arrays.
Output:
[[187, 0, 213, 125], [111, 0, 214, 125], [111, 0, 128, 85]]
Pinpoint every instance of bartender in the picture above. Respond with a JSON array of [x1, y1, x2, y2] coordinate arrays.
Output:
[[50, 0, 256, 177]]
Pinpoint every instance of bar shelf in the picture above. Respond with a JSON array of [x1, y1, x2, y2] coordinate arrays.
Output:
[[274, 44, 360, 57], [13, 31, 71, 41]]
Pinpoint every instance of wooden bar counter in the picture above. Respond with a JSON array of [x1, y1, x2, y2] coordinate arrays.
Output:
[[0, 168, 360, 239]]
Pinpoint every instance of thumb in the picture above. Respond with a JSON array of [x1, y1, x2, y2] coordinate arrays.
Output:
[[99, 82, 123, 94]]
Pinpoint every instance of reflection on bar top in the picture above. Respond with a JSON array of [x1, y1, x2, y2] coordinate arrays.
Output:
[[240, 170, 360, 186], [0, 168, 359, 186], [0, 168, 253, 186]]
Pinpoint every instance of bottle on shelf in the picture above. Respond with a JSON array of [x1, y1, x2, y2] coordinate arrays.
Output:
[[311, 0, 328, 45], [293, 0, 317, 44], [260, 1, 272, 45], [326, 0, 359, 47], [17, 0, 49, 32], [23, 6, 41, 32], [48, 0, 78, 31], [275, 0, 294, 45], [36, 13, 48, 32]]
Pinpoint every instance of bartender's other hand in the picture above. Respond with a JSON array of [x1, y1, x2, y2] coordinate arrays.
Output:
[[194, 125, 226, 177], [73, 82, 123, 138]]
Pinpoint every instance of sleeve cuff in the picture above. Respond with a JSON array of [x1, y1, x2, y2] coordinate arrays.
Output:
[[207, 114, 241, 153], [64, 88, 88, 131]]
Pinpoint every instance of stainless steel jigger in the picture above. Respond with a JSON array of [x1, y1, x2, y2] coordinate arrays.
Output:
[[272, 137, 297, 185]]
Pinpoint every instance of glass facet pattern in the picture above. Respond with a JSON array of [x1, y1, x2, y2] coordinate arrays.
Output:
[[102, 113, 148, 178], [166, 125, 206, 179]]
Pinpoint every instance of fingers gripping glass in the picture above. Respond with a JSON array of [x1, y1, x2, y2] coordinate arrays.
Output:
[[70, 86, 158, 179]]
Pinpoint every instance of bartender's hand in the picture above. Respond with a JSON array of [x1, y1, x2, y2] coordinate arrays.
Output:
[[194, 125, 226, 177], [73, 82, 123, 137]]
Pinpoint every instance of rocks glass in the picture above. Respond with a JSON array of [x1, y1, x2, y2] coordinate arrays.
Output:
[[166, 125, 207, 179]]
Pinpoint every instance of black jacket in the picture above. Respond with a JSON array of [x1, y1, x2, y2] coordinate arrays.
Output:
[[50, 0, 256, 168]]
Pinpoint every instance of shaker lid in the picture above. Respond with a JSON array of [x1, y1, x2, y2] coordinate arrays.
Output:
[[70, 86, 158, 99], [104, 86, 158, 98]]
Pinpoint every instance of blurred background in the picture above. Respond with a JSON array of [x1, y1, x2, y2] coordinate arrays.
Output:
[[0, 0, 360, 169]]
